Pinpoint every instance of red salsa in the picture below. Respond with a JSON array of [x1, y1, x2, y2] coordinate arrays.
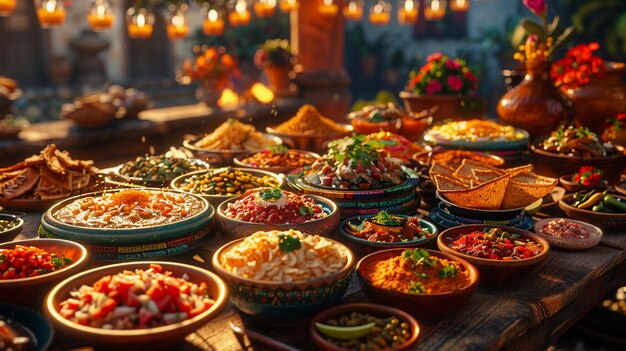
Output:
[[346, 211, 433, 243], [542, 219, 591, 239], [444, 228, 544, 260]]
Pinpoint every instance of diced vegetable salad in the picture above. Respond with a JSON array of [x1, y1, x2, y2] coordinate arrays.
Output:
[[0, 245, 73, 280]]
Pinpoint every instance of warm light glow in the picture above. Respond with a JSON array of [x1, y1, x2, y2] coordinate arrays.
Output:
[[217, 88, 240, 107], [319, 0, 338, 17], [137, 13, 146, 27], [424, 0, 446, 20], [203, 8, 224, 36], [36, 0, 66, 28], [250, 83, 275, 104], [167, 9, 189, 40], [88, 0, 114, 31], [127, 8, 154, 39], [343, 0, 363, 21], [208, 9, 218, 22], [229, 0, 251, 26], [398, 0, 418, 24], [450, 0, 470, 12], [0, 0, 17, 17], [254, 0, 276, 18], [368, 1, 391, 25], [279, 0, 299, 12]]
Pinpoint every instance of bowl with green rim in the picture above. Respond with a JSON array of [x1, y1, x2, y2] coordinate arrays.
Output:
[[110, 157, 210, 188], [0, 212, 24, 242]]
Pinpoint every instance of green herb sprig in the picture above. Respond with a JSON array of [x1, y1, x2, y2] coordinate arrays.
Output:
[[259, 188, 283, 201], [278, 234, 301, 253]]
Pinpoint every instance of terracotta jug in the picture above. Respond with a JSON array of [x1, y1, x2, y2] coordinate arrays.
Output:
[[563, 62, 626, 134], [497, 60, 572, 139]]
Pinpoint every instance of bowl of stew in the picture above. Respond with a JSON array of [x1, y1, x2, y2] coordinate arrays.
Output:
[[437, 225, 550, 283]]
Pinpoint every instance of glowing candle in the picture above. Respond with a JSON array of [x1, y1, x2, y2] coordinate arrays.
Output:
[[87, 0, 114, 31], [167, 9, 189, 40], [279, 0, 299, 12], [229, 0, 251, 27], [0, 0, 17, 17], [450, 0, 469, 12], [368, 1, 391, 25], [127, 9, 154, 39], [398, 0, 418, 24], [203, 9, 224, 36], [343, 1, 363, 21], [36, 0, 66, 28], [253, 0, 276, 18], [424, 0, 446, 21], [318, 0, 338, 17]]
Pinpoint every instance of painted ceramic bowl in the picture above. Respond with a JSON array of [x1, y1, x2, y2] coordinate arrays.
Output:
[[212, 236, 355, 324], [0, 238, 88, 307], [437, 225, 550, 283], [356, 249, 479, 321], [339, 214, 438, 257], [217, 194, 340, 239], [45, 261, 228, 350], [0, 303, 53, 351]]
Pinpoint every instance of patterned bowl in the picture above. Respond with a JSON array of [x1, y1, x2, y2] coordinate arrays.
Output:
[[212, 236, 355, 324]]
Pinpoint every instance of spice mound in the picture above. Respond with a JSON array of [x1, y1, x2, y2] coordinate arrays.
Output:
[[193, 118, 277, 151], [274, 104, 349, 135]]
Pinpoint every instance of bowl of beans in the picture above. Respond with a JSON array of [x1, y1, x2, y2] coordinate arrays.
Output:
[[233, 147, 320, 174], [0, 213, 24, 242], [170, 167, 282, 208], [310, 303, 420, 351]]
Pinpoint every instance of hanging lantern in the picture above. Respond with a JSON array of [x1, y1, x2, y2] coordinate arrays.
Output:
[[253, 0, 276, 18], [343, 0, 363, 21], [229, 0, 251, 27], [398, 0, 418, 25], [36, 0, 67, 28], [450, 0, 469, 12], [318, 0, 338, 17], [87, 0, 115, 31], [278, 0, 298, 12], [166, 4, 189, 40], [0, 0, 17, 17], [126, 7, 155, 39], [368, 0, 391, 25], [424, 0, 446, 20], [202, 7, 224, 36]]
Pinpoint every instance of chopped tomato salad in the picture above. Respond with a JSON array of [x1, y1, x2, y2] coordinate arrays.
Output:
[[445, 228, 543, 260], [0, 245, 73, 280], [58, 264, 215, 329]]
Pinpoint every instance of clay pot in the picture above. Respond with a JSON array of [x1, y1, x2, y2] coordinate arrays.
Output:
[[564, 62, 626, 134], [497, 60, 572, 139], [264, 65, 292, 93], [400, 91, 485, 124]]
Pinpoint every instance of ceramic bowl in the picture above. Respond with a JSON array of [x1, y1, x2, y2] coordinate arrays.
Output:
[[558, 175, 607, 193], [266, 125, 353, 154], [0, 303, 53, 351], [0, 238, 88, 307], [310, 303, 420, 351], [0, 212, 24, 242], [212, 236, 354, 324], [45, 261, 228, 350], [558, 193, 626, 232], [436, 191, 525, 221], [217, 194, 340, 239], [183, 133, 284, 166], [534, 218, 603, 250], [233, 149, 320, 175], [110, 157, 210, 188], [437, 225, 550, 283], [171, 167, 283, 209], [339, 214, 438, 257], [356, 248, 479, 320]]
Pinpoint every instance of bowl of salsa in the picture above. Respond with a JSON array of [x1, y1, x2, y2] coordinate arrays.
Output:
[[533, 218, 602, 250]]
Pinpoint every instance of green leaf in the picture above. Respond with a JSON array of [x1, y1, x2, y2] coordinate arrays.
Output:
[[402, 249, 436, 267], [520, 18, 545, 38], [299, 206, 313, 216], [277, 234, 301, 253], [438, 264, 458, 278], [259, 188, 283, 201], [371, 211, 402, 226], [408, 280, 426, 294], [269, 145, 289, 154], [547, 15, 560, 36], [51, 257, 64, 269], [511, 23, 528, 48]]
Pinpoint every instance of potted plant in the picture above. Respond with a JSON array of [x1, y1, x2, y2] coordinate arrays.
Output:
[[400, 52, 484, 123], [497, 0, 574, 138], [551, 43, 626, 134], [254, 38, 293, 94], [181, 46, 239, 106]]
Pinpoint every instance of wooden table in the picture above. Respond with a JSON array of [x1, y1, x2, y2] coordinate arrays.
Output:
[[10, 205, 626, 351]]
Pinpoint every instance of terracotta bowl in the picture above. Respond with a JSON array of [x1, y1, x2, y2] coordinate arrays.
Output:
[[217, 194, 340, 239], [310, 303, 420, 351], [45, 261, 228, 350], [183, 133, 284, 166], [437, 225, 550, 283], [356, 248, 479, 321], [266, 125, 353, 154], [212, 236, 354, 324], [558, 175, 606, 193], [233, 149, 320, 175], [0, 238, 88, 307], [559, 193, 626, 232]]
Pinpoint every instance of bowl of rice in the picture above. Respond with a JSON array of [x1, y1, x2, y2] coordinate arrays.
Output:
[[212, 230, 354, 324]]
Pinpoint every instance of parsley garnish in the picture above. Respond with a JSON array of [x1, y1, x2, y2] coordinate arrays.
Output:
[[327, 136, 385, 168], [438, 264, 458, 278], [370, 211, 403, 226], [402, 249, 436, 267], [277, 234, 301, 253], [269, 145, 289, 154], [259, 188, 283, 201], [408, 280, 426, 294], [299, 206, 313, 216]]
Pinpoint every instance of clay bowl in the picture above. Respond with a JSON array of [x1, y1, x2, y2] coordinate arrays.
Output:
[[233, 149, 320, 175], [356, 248, 479, 321], [310, 303, 420, 351], [45, 261, 228, 350], [266, 125, 353, 154], [437, 225, 550, 283], [559, 193, 626, 232], [558, 176, 607, 193], [0, 238, 88, 307], [183, 133, 284, 166]]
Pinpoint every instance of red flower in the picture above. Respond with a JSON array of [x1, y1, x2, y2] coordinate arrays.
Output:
[[523, 0, 546, 17], [427, 52, 444, 63], [572, 166, 603, 186], [408, 74, 422, 88], [425, 79, 442, 95], [551, 43, 605, 89], [445, 59, 460, 70], [447, 75, 463, 91], [465, 71, 476, 82]]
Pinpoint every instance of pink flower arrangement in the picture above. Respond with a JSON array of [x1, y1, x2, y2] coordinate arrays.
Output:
[[523, 0, 546, 17], [407, 53, 478, 96]]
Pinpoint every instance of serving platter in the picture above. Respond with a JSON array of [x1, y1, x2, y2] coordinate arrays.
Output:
[[423, 128, 529, 151]]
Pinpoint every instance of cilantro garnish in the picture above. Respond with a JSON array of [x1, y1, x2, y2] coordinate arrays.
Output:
[[277, 234, 301, 253], [368, 112, 386, 123], [402, 249, 436, 267], [370, 211, 402, 226], [269, 145, 289, 154], [327, 136, 384, 168], [438, 264, 458, 278], [299, 206, 313, 216], [408, 280, 426, 294], [259, 188, 283, 201]]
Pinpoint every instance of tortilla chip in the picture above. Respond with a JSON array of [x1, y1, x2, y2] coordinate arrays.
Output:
[[429, 162, 456, 178], [504, 165, 533, 177], [453, 159, 503, 180], [501, 172, 557, 209], [471, 169, 502, 184], [433, 174, 469, 192], [441, 173, 511, 210]]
